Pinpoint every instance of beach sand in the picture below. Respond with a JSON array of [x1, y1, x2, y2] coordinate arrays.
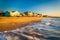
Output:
[[0, 17, 42, 32]]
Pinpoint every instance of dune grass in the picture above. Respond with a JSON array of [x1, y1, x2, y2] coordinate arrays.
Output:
[[0, 17, 42, 32]]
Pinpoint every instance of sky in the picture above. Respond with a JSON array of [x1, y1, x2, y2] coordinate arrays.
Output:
[[0, 0, 60, 16]]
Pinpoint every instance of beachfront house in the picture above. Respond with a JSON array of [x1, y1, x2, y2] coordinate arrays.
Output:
[[22, 13, 27, 16], [5, 11, 10, 16], [5, 11, 21, 16], [33, 13, 37, 17], [9, 11, 20, 16], [33, 12, 42, 17], [24, 11, 33, 17], [37, 14, 42, 17]]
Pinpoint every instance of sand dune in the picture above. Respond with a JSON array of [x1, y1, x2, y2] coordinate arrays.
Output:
[[0, 17, 42, 32]]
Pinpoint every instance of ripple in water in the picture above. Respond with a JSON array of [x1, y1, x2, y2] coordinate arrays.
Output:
[[24, 18, 60, 40]]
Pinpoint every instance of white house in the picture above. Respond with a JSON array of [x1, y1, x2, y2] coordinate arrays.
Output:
[[9, 11, 20, 16]]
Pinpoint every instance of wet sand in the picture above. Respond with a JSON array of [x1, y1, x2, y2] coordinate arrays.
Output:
[[0, 17, 42, 32]]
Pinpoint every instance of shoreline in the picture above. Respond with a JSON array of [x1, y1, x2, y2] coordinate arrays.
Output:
[[0, 17, 42, 32]]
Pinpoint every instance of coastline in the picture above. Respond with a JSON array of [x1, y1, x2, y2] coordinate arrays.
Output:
[[0, 17, 42, 32]]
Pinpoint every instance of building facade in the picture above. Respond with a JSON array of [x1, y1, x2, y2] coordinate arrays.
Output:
[[33, 13, 37, 17], [5, 11, 20, 16], [24, 11, 33, 17], [9, 11, 20, 16]]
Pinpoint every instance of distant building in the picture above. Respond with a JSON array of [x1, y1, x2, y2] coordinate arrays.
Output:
[[5, 11, 10, 16], [9, 11, 20, 16], [0, 11, 42, 17], [37, 14, 42, 17], [24, 11, 33, 17], [33, 13, 37, 17], [33, 13, 42, 17], [43, 15, 48, 17], [5, 11, 21, 16], [21, 13, 27, 17]]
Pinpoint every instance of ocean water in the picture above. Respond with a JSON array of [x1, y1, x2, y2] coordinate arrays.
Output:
[[22, 18, 60, 40], [0, 18, 60, 40]]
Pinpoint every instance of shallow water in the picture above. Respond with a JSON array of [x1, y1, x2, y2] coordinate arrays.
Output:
[[23, 18, 60, 40]]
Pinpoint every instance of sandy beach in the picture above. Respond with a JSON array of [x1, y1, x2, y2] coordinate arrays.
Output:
[[0, 17, 42, 32]]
